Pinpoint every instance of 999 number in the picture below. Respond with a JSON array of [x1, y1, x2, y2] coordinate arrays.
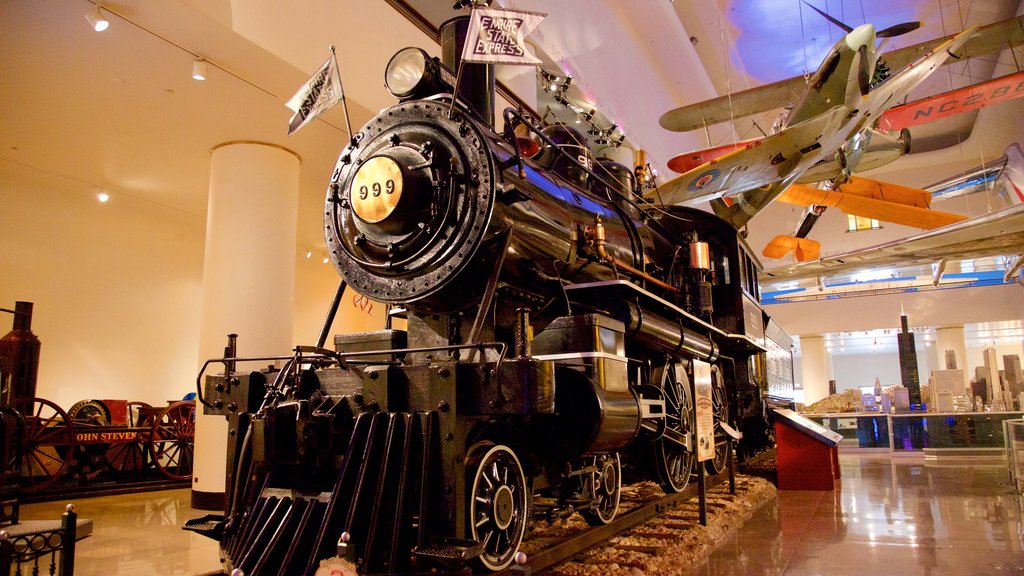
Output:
[[358, 179, 396, 200]]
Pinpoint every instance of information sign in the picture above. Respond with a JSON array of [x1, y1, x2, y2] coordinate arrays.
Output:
[[694, 360, 714, 462]]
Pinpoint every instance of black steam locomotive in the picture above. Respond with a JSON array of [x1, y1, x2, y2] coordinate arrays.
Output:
[[194, 17, 793, 576]]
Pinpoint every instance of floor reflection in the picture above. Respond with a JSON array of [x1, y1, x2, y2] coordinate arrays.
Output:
[[14, 455, 1024, 576], [693, 454, 1024, 576], [17, 488, 221, 576]]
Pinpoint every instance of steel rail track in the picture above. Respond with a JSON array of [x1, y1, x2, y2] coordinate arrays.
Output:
[[500, 470, 730, 576]]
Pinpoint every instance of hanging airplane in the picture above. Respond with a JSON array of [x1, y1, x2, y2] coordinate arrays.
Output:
[[760, 147, 1024, 300], [761, 144, 1024, 262], [651, 11, 1024, 232], [659, 14, 1024, 132], [761, 177, 968, 262]]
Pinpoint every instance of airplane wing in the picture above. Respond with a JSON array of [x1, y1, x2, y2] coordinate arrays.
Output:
[[659, 15, 1024, 132], [778, 177, 968, 229], [667, 139, 759, 174], [760, 203, 1024, 282], [651, 106, 848, 207], [879, 70, 1024, 131], [876, 15, 1024, 76], [659, 77, 807, 133]]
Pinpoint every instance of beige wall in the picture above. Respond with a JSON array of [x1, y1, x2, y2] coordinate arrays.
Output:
[[1, 162, 204, 408], [1, 160, 386, 411]]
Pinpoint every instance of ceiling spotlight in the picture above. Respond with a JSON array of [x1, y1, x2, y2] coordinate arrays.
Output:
[[192, 58, 208, 81], [97, 191, 110, 203], [86, 5, 109, 32]]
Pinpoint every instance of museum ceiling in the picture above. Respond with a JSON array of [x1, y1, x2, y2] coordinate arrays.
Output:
[[1, 0, 1021, 313]]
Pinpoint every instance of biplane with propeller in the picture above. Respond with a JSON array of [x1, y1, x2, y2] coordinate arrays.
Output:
[[652, 7, 1023, 261]]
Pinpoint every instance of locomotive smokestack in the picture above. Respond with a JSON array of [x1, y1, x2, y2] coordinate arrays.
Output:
[[440, 16, 495, 127], [0, 301, 41, 402]]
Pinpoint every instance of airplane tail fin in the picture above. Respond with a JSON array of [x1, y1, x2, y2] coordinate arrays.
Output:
[[1001, 143, 1024, 206], [763, 235, 821, 262]]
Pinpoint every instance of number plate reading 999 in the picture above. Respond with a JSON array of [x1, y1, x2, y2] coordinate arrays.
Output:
[[351, 156, 403, 223]]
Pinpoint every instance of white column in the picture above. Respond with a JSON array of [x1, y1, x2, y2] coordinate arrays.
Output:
[[193, 142, 300, 507], [800, 335, 832, 405], [936, 325, 968, 391]]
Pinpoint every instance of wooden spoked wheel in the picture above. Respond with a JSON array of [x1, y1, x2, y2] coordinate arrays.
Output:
[[16, 398, 75, 492], [105, 401, 152, 473], [148, 401, 195, 480]]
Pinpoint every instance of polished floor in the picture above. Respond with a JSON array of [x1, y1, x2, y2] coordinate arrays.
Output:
[[13, 454, 1024, 575], [15, 489, 222, 576], [694, 455, 1024, 575]]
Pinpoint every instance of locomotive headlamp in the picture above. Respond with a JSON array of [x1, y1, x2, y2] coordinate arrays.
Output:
[[385, 47, 450, 100]]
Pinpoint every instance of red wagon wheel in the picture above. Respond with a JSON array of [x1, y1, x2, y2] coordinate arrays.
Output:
[[105, 401, 152, 473], [16, 398, 75, 492], [148, 401, 195, 480]]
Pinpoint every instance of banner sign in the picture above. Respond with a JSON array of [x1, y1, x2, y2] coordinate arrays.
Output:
[[286, 51, 345, 135], [460, 7, 545, 65]]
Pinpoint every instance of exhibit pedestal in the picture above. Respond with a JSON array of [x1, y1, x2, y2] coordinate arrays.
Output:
[[773, 408, 843, 491]]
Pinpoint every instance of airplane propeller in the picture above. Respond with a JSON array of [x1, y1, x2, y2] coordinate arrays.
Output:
[[857, 45, 871, 95], [804, 2, 920, 94], [802, 2, 920, 39], [803, 2, 852, 33], [877, 22, 921, 38]]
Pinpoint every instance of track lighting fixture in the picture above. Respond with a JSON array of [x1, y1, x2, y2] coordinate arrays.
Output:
[[192, 59, 208, 81], [86, 5, 109, 32]]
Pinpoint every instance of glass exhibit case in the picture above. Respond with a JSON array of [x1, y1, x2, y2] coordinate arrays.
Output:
[[807, 412, 1024, 452]]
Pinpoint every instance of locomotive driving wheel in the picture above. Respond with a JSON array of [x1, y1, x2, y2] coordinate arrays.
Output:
[[581, 453, 622, 526], [704, 366, 730, 475], [467, 441, 528, 571], [16, 398, 74, 492], [655, 361, 695, 493], [148, 401, 195, 480]]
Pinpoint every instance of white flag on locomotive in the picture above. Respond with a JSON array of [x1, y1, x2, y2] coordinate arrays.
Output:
[[286, 52, 344, 135], [460, 7, 545, 65]]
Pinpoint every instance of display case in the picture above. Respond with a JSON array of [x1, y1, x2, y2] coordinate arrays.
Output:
[[806, 412, 1024, 453], [1005, 420, 1024, 492]]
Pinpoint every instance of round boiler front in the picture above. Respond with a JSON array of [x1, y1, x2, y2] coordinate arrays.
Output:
[[324, 101, 496, 307]]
